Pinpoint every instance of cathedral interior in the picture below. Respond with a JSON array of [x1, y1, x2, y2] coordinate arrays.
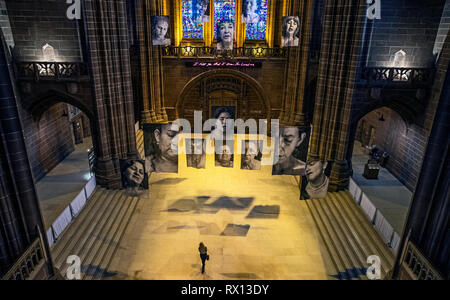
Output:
[[0, 0, 448, 281]]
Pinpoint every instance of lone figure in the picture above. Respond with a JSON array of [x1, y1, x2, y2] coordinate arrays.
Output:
[[198, 242, 208, 274]]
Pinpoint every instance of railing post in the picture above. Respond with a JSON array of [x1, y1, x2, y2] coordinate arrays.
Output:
[[33, 62, 39, 82], [55, 62, 59, 80], [36, 225, 55, 279]]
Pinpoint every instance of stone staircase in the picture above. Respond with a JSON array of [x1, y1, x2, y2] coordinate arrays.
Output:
[[50, 188, 140, 280], [305, 191, 395, 280], [136, 128, 145, 159]]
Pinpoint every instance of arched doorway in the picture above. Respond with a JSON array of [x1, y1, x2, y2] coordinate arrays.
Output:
[[177, 70, 270, 127], [349, 106, 414, 238], [23, 90, 95, 228]]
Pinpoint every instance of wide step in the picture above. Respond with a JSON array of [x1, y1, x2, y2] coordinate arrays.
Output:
[[51, 188, 140, 280], [305, 191, 395, 280]]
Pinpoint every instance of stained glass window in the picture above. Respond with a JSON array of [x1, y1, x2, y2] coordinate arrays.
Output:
[[214, 0, 236, 39], [182, 0, 203, 39], [245, 0, 268, 40]]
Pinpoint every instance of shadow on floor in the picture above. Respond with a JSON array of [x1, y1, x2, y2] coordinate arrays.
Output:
[[221, 273, 260, 279], [329, 267, 368, 280], [221, 224, 251, 236], [246, 205, 280, 219], [81, 264, 118, 278], [165, 196, 255, 215]]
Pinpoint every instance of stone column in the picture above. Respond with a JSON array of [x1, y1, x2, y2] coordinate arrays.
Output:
[[82, 0, 138, 188], [137, 0, 168, 124], [279, 0, 314, 127], [0, 32, 54, 276], [308, 0, 367, 191], [393, 36, 450, 280]]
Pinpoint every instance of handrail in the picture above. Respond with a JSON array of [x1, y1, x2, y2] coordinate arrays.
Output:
[[15, 61, 88, 82], [361, 67, 434, 86], [1, 234, 45, 280], [161, 45, 287, 59], [401, 241, 443, 280]]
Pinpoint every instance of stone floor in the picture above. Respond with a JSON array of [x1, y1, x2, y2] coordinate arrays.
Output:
[[108, 139, 333, 280], [37, 138, 93, 229], [351, 141, 412, 234]]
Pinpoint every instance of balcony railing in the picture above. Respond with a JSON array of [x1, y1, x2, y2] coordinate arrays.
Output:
[[1, 230, 47, 280], [162, 45, 287, 59], [361, 67, 434, 87], [15, 61, 88, 82], [401, 241, 443, 280]]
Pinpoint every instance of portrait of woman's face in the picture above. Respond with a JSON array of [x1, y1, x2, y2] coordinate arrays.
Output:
[[286, 18, 298, 35], [305, 160, 326, 182], [219, 21, 234, 43], [125, 161, 145, 186], [155, 20, 169, 40], [155, 124, 179, 161]]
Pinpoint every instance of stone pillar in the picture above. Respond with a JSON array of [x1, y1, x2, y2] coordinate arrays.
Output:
[[0, 32, 54, 276], [393, 36, 450, 280], [308, 0, 367, 191], [82, 0, 138, 189], [137, 0, 168, 124], [279, 0, 314, 127]]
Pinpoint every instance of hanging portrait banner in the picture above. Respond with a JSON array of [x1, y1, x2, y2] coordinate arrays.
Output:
[[151, 16, 171, 46], [281, 16, 300, 47], [186, 138, 207, 169], [120, 159, 148, 191], [272, 126, 309, 176], [270, 126, 330, 200], [241, 140, 262, 170], [241, 0, 261, 24], [144, 123, 180, 174]]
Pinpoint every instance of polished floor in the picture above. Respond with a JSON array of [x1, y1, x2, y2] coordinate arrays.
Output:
[[107, 138, 332, 280], [37, 138, 93, 229], [351, 142, 412, 234]]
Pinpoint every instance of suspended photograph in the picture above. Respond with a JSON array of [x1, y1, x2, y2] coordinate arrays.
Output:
[[241, 0, 260, 24], [144, 123, 179, 173], [151, 16, 171, 46], [281, 16, 300, 47], [211, 106, 235, 140], [186, 138, 207, 169], [120, 159, 148, 195], [241, 140, 262, 170], [300, 160, 331, 200], [215, 140, 234, 168], [272, 126, 309, 176]]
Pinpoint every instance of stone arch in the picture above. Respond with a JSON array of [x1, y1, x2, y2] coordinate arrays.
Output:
[[352, 93, 419, 127], [25, 89, 94, 123], [346, 93, 420, 170], [176, 69, 271, 124]]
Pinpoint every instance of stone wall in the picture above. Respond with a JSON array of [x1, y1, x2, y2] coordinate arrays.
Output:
[[5, 0, 82, 61], [356, 107, 427, 191], [367, 0, 446, 67], [433, 0, 450, 59], [21, 103, 75, 181], [0, 0, 14, 51], [162, 58, 286, 120]]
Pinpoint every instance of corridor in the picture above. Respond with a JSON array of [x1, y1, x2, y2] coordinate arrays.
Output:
[[351, 142, 412, 233], [36, 139, 93, 229]]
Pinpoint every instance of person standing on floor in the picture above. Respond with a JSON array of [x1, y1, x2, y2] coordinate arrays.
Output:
[[198, 242, 209, 274]]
